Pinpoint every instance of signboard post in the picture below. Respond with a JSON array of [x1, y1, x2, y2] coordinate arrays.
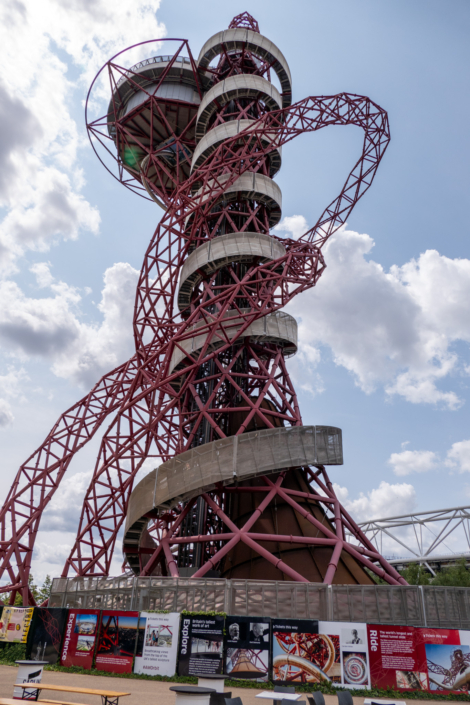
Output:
[[134, 612, 180, 676]]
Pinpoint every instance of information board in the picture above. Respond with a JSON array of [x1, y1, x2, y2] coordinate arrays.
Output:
[[134, 612, 180, 676], [60, 609, 100, 669], [0, 606, 34, 643], [95, 610, 139, 674], [366, 624, 470, 694], [225, 615, 270, 682], [28, 608, 68, 664], [319, 621, 370, 688], [178, 614, 224, 676], [271, 618, 319, 683]]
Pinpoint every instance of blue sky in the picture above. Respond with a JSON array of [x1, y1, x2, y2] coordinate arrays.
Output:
[[0, 0, 469, 582]]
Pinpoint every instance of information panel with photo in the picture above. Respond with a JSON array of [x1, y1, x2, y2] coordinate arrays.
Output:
[[319, 621, 370, 688], [60, 609, 101, 669], [225, 615, 270, 682], [134, 611, 180, 676], [271, 618, 319, 684], [95, 610, 139, 674], [365, 624, 470, 693]]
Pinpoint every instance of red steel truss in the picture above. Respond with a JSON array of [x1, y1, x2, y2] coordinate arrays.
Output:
[[0, 14, 406, 605]]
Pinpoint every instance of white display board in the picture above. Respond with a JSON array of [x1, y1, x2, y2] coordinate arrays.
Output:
[[134, 611, 180, 676], [319, 620, 371, 689]]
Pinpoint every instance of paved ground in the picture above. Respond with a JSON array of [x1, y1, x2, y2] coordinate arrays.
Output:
[[0, 665, 465, 705]]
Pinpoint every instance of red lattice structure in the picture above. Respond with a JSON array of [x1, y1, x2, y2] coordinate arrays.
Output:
[[0, 12, 406, 605]]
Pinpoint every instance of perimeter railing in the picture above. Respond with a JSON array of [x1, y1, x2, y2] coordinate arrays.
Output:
[[49, 576, 470, 629]]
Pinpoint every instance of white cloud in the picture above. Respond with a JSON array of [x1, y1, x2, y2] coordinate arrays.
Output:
[[0, 366, 29, 428], [0, 400, 14, 428], [334, 480, 417, 522], [286, 342, 324, 395], [274, 214, 309, 240], [446, 440, 470, 473], [40, 470, 92, 532], [0, 0, 165, 271], [388, 449, 439, 476], [287, 223, 470, 408], [0, 261, 139, 387]]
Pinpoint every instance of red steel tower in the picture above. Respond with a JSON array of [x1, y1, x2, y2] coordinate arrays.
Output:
[[0, 12, 406, 605]]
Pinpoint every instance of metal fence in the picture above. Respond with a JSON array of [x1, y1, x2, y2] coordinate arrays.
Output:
[[49, 576, 470, 629]]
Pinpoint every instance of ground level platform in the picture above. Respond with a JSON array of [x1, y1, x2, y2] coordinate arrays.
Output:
[[0, 666, 464, 705]]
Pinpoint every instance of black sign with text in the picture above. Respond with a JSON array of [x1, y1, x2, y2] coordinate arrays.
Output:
[[225, 615, 270, 681], [177, 615, 225, 676]]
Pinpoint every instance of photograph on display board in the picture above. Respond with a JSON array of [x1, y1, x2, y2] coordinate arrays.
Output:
[[225, 616, 270, 682], [319, 621, 370, 688], [134, 612, 180, 677], [425, 644, 470, 692], [396, 669, 429, 690], [418, 627, 470, 693], [0, 606, 34, 643], [60, 609, 101, 669], [342, 651, 369, 686], [177, 615, 224, 676], [95, 611, 139, 674], [27, 608, 68, 664], [272, 619, 324, 684]]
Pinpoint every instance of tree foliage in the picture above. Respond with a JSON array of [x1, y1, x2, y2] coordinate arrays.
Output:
[[401, 558, 470, 586], [1, 573, 53, 606]]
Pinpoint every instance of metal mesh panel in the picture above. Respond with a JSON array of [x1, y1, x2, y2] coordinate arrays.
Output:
[[423, 586, 470, 629], [48, 577, 470, 628]]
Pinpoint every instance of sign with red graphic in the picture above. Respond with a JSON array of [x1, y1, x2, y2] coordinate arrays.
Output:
[[95, 610, 139, 674], [367, 624, 470, 694], [60, 609, 100, 669]]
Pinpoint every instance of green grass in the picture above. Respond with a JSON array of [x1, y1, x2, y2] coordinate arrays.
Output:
[[0, 643, 27, 664]]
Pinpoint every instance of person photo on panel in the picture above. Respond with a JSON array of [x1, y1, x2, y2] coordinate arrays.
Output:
[[229, 623, 240, 641], [347, 629, 362, 644], [249, 622, 269, 643]]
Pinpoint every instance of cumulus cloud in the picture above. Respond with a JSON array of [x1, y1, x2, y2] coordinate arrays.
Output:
[[0, 0, 165, 271], [0, 400, 14, 428], [388, 449, 439, 476], [40, 470, 92, 532], [446, 440, 470, 473], [0, 366, 29, 428], [274, 214, 309, 240], [285, 222, 470, 408], [334, 480, 417, 522], [0, 261, 138, 387]]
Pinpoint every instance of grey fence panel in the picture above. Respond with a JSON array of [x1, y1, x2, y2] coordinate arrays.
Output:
[[48, 577, 470, 628], [422, 586, 470, 629]]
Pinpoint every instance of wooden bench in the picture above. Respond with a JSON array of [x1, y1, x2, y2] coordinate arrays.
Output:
[[14, 683, 131, 705], [41, 700, 92, 705]]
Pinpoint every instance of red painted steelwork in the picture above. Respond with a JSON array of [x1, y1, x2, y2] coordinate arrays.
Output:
[[0, 14, 405, 604]]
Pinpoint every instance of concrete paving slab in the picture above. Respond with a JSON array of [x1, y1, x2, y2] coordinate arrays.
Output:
[[0, 666, 464, 705]]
